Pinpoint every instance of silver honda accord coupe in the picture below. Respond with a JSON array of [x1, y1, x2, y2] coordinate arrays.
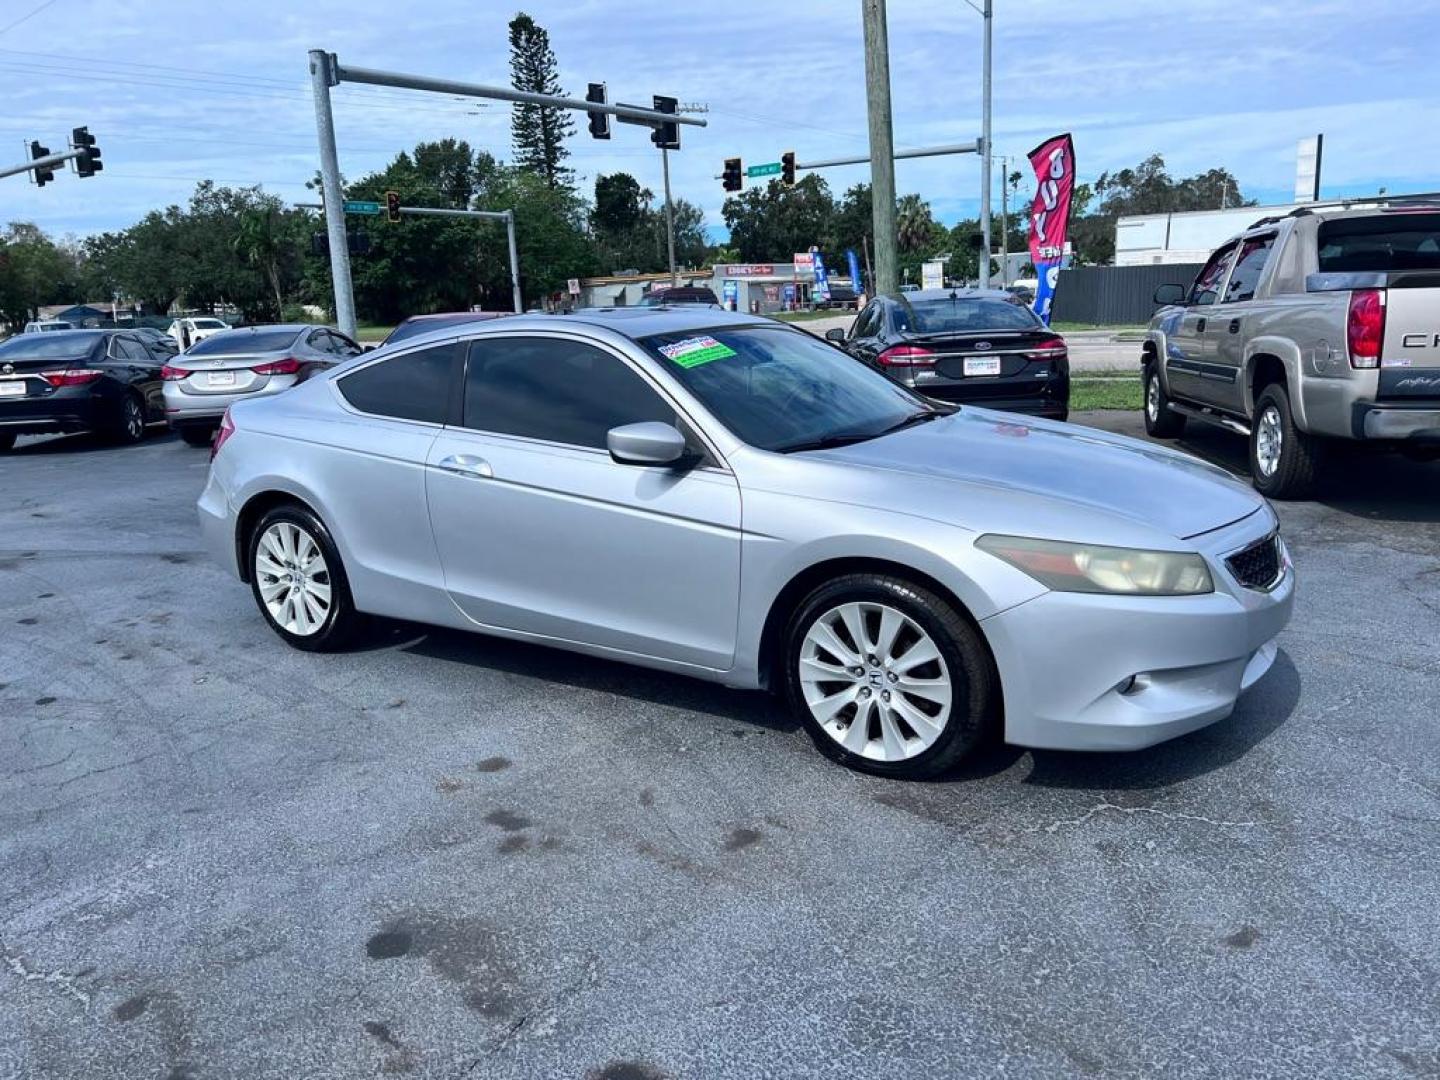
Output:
[[198, 308, 1294, 778]]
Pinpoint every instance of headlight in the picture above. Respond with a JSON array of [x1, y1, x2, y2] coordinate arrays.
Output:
[[976, 534, 1213, 596]]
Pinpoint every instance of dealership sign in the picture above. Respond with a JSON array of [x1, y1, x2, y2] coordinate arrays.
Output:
[[723, 264, 776, 277], [1026, 133, 1076, 326]]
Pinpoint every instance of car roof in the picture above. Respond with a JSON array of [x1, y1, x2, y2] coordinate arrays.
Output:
[[209, 323, 313, 334], [897, 288, 1016, 302], [371, 307, 773, 353]]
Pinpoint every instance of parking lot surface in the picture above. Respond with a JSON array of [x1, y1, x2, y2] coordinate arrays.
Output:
[[3, 417, 1439, 1079]]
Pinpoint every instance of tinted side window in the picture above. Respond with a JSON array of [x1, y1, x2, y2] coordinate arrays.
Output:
[[338, 342, 458, 423], [1222, 235, 1275, 303], [1189, 244, 1237, 306], [329, 331, 362, 357], [463, 337, 675, 449], [119, 337, 150, 362]]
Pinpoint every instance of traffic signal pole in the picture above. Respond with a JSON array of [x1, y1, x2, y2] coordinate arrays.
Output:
[[0, 146, 82, 182], [661, 147, 677, 288], [861, 0, 899, 297], [309, 49, 357, 339]]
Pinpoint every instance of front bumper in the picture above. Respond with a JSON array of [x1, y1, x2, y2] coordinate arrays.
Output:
[[980, 514, 1294, 751]]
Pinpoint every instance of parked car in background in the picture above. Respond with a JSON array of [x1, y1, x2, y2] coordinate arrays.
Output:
[[133, 326, 180, 357], [0, 329, 166, 450], [163, 324, 362, 447], [638, 286, 721, 308], [380, 311, 510, 348], [166, 317, 231, 348], [818, 285, 860, 310], [22, 320, 76, 333], [830, 289, 1070, 420], [1143, 200, 1440, 498], [1005, 283, 1036, 307], [200, 307, 1291, 779], [899, 283, 920, 293]]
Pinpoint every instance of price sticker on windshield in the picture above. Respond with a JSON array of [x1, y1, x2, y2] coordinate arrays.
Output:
[[659, 336, 736, 369]]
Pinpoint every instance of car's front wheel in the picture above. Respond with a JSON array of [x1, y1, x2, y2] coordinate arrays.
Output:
[[1143, 364, 1186, 437], [783, 574, 998, 778], [247, 504, 363, 651]]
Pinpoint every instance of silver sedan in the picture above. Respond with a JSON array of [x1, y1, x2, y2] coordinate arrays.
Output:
[[163, 323, 363, 446], [198, 308, 1294, 778]]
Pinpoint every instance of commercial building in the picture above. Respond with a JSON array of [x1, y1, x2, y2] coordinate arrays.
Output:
[[578, 262, 856, 313]]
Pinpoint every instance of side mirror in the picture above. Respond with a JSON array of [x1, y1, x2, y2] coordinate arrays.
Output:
[[607, 421, 687, 466], [1153, 283, 1187, 306], [824, 327, 847, 344]]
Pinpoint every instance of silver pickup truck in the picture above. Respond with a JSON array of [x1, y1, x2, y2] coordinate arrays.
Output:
[[1142, 201, 1440, 497]]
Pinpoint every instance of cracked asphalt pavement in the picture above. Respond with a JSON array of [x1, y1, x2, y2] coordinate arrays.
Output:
[[2, 415, 1439, 1079]]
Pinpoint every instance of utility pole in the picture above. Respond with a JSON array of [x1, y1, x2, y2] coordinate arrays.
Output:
[[978, 0, 993, 289], [861, 0, 898, 297], [661, 147, 678, 287], [308, 49, 357, 339], [998, 155, 1009, 287]]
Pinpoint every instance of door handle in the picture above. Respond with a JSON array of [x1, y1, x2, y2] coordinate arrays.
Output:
[[1228, 318, 1241, 334], [437, 454, 493, 479], [1196, 318, 1207, 333]]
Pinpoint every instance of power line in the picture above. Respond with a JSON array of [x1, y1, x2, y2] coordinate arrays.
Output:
[[0, 0, 61, 36]]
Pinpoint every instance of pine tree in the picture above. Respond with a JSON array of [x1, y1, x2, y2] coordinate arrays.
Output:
[[508, 12, 574, 191]]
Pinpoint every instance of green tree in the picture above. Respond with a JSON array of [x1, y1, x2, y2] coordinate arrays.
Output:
[[0, 223, 79, 328], [722, 175, 836, 262], [896, 194, 939, 253], [508, 12, 574, 190]]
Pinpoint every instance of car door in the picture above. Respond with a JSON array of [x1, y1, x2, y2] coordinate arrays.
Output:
[[1210, 233, 1277, 413], [424, 332, 743, 671], [846, 301, 886, 366], [1165, 242, 1237, 404], [109, 335, 166, 420]]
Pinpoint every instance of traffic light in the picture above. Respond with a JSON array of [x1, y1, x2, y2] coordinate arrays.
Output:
[[385, 191, 401, 223], [30, 141, 54, 187], [650, 95, 679, 151], [586, 82, 610, 140], [780, 150, 796, 187], [966, 232, 986, 251], [310, 232, 328, 256], [722, 157, 743, 193], [348, 231, 370, 255], [71, 126, 102, 178]]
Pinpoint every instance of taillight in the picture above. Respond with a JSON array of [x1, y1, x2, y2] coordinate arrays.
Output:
[[1347, 288, 1386, 369], [877, 345, 937, 367], [161, 364, 192, 381], [1026, 335, 1068, 362], [40, 368, 104, 388], [211, 408, 236, 460], [251, 358, 301, 376]]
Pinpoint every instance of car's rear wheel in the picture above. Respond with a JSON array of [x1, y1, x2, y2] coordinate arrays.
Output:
[[179, 424, 216, 448], [1250, 384, 1320, 499], [109, 393, 146, 445], [1143, 364, 1186, 437], [248, 504, 362, 651], [783, 574, 998, 778]]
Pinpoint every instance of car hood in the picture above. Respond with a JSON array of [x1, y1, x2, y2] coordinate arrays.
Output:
[[806, 408, 1264, 541]]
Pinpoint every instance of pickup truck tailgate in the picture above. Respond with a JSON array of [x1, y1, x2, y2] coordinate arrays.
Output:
[[1384, 285, 1440, 398]]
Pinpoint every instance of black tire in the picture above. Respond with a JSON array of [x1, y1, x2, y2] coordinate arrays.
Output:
[[0, 432, 15, 452], [1143, 364, 1186, 438], [782, 574, 999, 779], [179, 425, 216, 448], [246, 503, 364, 652], [108, 393, 147, 445], [1250, 383, 1320, 499]]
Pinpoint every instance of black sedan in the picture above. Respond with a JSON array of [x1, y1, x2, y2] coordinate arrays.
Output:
[[828, 289, 1069, 420], [0, 329, 167, 451]]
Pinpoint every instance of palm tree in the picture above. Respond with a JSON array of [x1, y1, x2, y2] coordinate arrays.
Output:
[[234, 209, 284, 318], [896, 194, 934, 254]]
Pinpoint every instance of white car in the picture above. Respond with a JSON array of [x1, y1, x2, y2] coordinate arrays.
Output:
[[167, 317, 232, 347], [22, 320, 76, 333]]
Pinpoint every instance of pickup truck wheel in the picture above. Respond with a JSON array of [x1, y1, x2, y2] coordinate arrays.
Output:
[[1143, 365, 1186, 437], [1250, 384, 1319, 499]]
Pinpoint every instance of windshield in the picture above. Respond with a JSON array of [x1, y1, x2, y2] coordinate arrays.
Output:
[[186, 328, 299, 355], [640, 324, 929, 453], [0, 331, 102, 358], [896, 297, 1041, 334], [1317, 213, 1440, 272]]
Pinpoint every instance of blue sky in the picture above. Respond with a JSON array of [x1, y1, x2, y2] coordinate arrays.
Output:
[[3, 0, 1438, 244]]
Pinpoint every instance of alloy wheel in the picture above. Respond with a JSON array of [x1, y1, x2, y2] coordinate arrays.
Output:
[[124, 398, 144, 440], [1255, 405, 1283, 477], [255, 522, 332, 636], [1146, 373, 1160, 421], [798, 601, 952, 762]]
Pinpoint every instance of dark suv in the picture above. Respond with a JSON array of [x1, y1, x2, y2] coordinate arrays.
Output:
[[829, 289, 1069, 420]]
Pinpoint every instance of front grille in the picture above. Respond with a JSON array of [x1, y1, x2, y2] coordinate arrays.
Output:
[[1227, 534, 1283, 591]]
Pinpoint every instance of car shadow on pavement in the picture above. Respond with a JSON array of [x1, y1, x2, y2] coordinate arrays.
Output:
[[382, 622, 799, 733], [10, 428, 177, 455], [1021, 649, 1301, 792]]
